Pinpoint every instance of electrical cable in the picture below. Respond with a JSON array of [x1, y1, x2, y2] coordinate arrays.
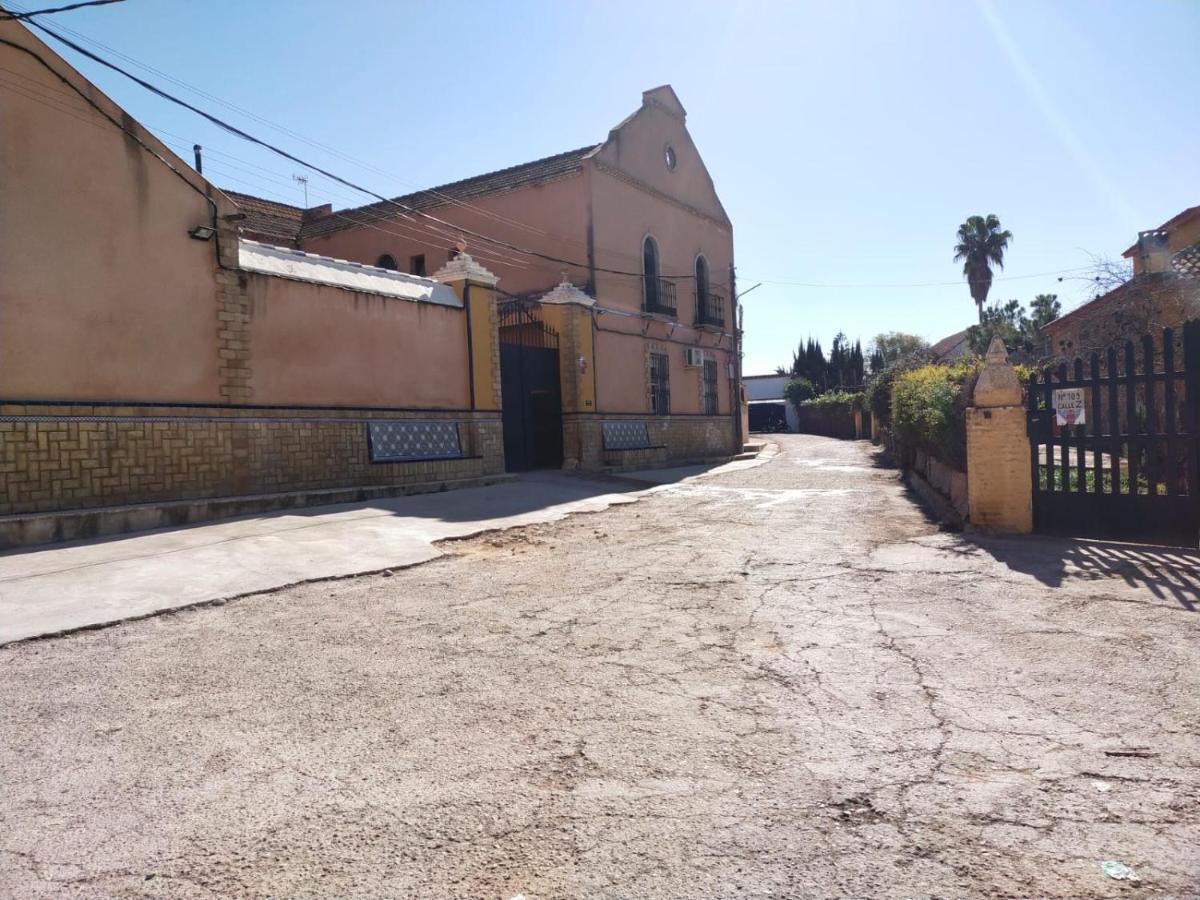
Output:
[[27, 18, 712, 281], [0, 32, 226, 269], [0, 0, 124, 20]]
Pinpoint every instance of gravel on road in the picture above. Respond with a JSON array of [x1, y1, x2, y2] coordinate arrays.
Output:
[[2, 434, 1198, 898]]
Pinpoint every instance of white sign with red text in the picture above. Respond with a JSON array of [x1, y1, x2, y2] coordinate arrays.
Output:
[[1053, 388, 1085, 427]]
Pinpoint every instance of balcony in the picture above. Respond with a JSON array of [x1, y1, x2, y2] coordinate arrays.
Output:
[[643, 277, 678, 317], [694, 287, 726, 328]]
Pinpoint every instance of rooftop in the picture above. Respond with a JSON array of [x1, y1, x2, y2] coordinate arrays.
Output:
[[237, 240, 461, 306], [224, 191, 307, 246], [225, 146, 599, 246], [1121, 205, 1200, 257]]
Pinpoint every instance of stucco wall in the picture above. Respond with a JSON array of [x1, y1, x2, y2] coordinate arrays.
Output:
[[300, 173, 591, 297], [0, 20, 228, 403], [245, 274, 470, 408]]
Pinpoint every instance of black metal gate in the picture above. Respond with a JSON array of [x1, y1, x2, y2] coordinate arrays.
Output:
[[499, 300, 563, 472], [1027, 320, 1200, 546]]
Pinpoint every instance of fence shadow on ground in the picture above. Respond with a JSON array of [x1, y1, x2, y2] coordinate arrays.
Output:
[[964, 533, 1200, 612], [863, 440, 1200, 612]]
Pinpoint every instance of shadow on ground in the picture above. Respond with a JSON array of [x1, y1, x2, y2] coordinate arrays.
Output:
[[863, 438, 1200, 612], [967, 533, 1200, 612], [0, 465, 722, 562]]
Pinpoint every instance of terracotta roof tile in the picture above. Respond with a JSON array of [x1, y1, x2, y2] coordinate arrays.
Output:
[[1173, 241, 1200, 277], [225, 191, 306, 246], [1039, 272, 1193, 334], [930, 328, 969, 360]]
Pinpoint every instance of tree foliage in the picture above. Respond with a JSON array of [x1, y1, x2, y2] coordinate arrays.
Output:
[[780, 333, 864, 391], [953, 214, 1012, 322], [783, 377, 815, 408], [966, 294, 1061, 357], [869, 332, 929, 373]]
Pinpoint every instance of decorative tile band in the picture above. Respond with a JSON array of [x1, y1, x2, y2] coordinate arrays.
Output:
[[367, 421, 463, 462], [602, 421, 653, 450]]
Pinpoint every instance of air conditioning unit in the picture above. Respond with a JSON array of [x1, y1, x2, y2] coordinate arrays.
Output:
[[684, 347, 706, 368]]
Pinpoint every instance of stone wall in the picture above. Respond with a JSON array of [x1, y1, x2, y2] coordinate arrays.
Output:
[[911, 449, 968, 521], [563, 414, 736, 471], [0, 403, 503, 517]]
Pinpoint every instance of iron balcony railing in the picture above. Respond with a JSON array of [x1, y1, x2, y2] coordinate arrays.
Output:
[[644, 277, 678, 317], [695, 288, 726, 328]]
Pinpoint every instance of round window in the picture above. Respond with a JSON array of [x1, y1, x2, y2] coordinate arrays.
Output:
[[664, 145, 677, 171]]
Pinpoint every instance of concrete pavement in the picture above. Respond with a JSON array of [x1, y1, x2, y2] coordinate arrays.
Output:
[[2, 434, 1197, 898], [0, 454, 770, 645]]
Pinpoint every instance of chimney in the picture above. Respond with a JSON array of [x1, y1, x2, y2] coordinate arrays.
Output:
[[301, 203, 333, 224], [1136, 230, 1172, 274]]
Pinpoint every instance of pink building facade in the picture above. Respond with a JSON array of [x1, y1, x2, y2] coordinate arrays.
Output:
[[233, 86, 743, 472]]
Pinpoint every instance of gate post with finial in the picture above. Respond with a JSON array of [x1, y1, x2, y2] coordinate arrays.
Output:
[[966, 336, 1033, 533]]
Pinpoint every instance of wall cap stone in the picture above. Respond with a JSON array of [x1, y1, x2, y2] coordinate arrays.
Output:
[[432, 253, 498, 287], [539, 280, 596, 307], [973, 336, 1023, 408]]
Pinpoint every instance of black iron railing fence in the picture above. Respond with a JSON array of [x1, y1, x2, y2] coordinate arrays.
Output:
[[695, 288, 725, 327], [1026, 320, 1200, 545], [644, 278, 677, 316]]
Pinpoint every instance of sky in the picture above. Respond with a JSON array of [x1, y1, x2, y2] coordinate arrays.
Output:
[[9, 0, 1199, 375]]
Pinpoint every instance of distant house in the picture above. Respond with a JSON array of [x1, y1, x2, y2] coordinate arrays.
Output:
[[1042, 205, 1200, 358], [743, 375, 798, 432], [929, 328, 970, 362]]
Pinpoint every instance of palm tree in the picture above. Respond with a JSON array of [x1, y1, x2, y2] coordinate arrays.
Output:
[[953, 215, 1013, 323]]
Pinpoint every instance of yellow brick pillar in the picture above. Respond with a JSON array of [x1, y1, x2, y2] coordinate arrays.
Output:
[[432, 254, 501, 411], [966, 337, 1032, 533]]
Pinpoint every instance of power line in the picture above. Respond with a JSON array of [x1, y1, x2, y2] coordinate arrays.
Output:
[[27, 19, 712, 281], [5, 2, 708, 276], [0, 54, 538, 272], [2, 1, 585, 243], [740, 265, 1094, 289], [0, 30, 226, 271], [6, 17, 1074, 298], [0, 0, 125, 19]]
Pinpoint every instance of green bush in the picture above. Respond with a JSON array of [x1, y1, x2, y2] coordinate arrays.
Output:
[[865, 351, 933, 425], [783, 377, 815, 407], [801, 390, 864, 412], [891, 364, 973, 469]]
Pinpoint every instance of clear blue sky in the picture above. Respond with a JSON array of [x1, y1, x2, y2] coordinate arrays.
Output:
[[12, 0, 1200, 374]]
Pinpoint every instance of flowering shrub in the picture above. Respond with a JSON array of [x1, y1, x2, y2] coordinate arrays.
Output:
[[891, 364, 973, 468]]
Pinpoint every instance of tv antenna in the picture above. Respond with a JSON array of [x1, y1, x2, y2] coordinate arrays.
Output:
[[293, 174, 309, 206]]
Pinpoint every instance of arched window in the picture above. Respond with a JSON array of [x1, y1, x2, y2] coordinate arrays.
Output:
[[642, 236, 659, 310], [376, 254, 398, 271], [695, 255, 709, 305]]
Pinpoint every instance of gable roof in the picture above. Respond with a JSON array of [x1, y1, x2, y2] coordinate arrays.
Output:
[[295, 145, 598, 241], [930, 328, 970, 361]]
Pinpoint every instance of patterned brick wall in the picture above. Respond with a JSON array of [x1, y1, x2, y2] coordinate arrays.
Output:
[[564, 413, 736, 471], [0, 403, 503, 516]]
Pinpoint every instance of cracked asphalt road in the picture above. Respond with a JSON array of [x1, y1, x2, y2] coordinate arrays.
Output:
[[2, 434, 1199, 898]]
